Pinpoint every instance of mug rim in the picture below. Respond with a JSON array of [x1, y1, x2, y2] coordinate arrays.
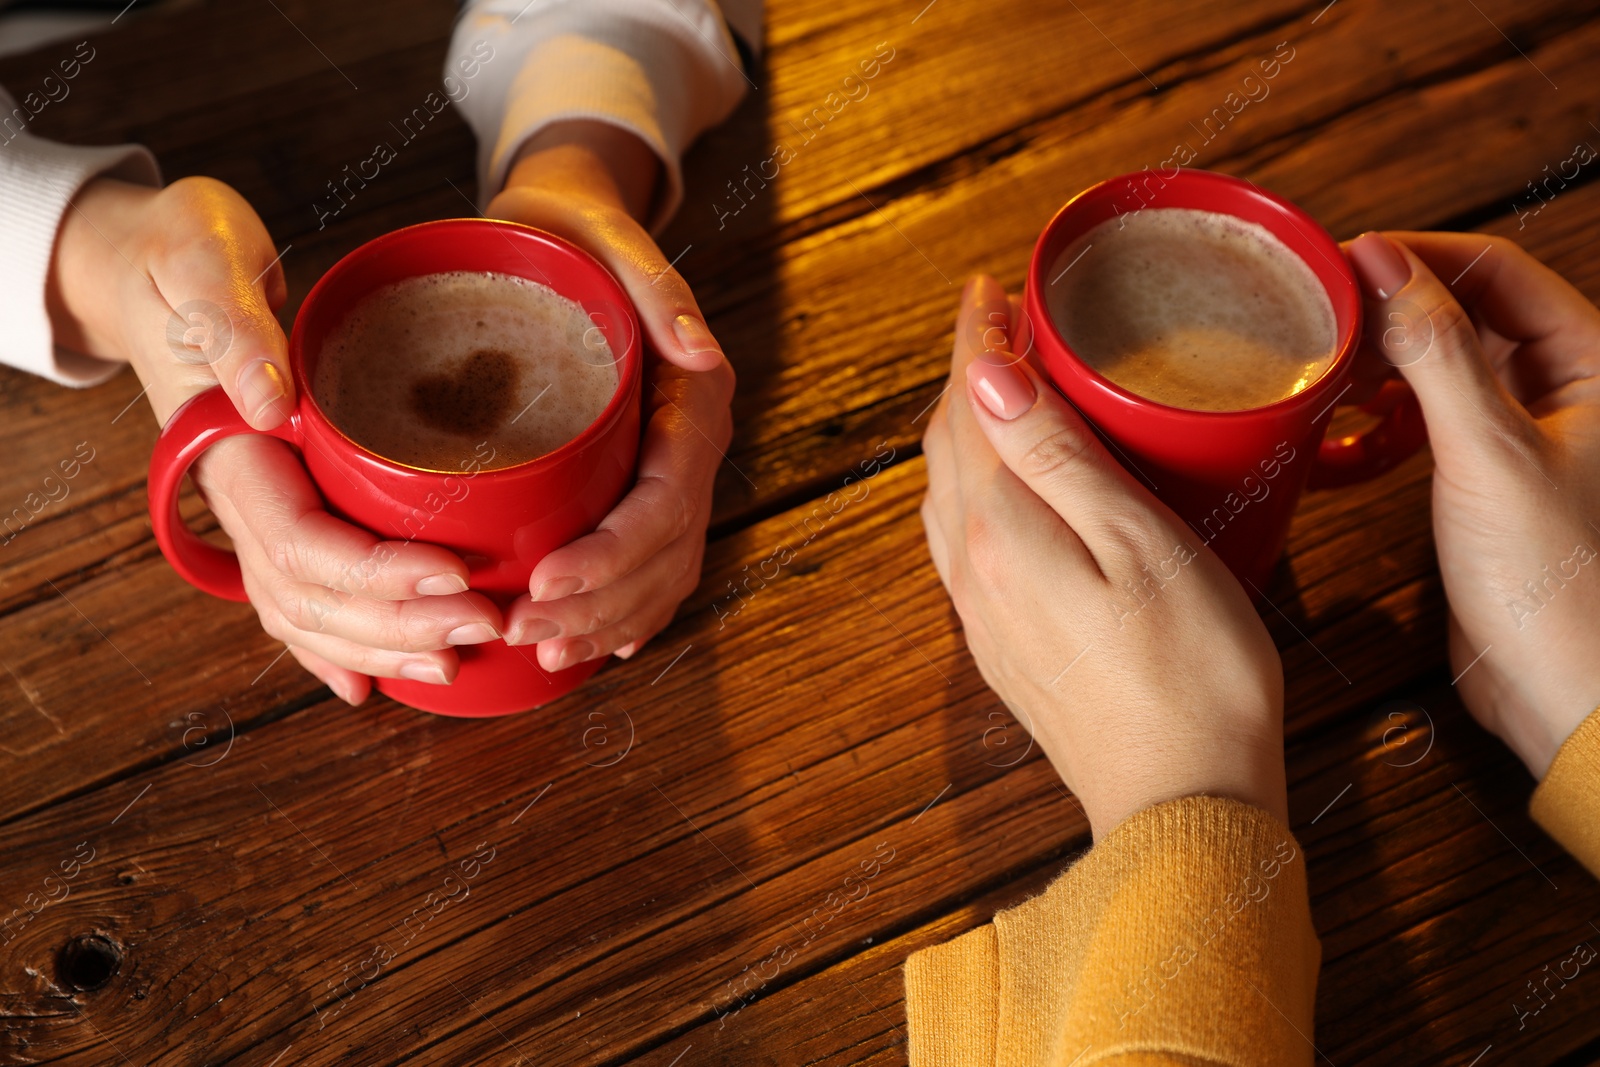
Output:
[[1024, 168, 1362, 422], [287, 217, 643, 477]]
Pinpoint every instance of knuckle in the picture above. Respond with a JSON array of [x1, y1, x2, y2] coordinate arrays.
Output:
[[277, 592, 314, 631], [1018, 425, 1094, 483], [258, 608, 294, 644], [1424, 293, 1476, 349], [396, 610, 447, 652], [711, 357, 737, 404], [267, 535, 306, 580]]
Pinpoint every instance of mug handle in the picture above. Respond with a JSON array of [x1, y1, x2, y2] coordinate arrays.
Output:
[[148, 386, 300, 603], [1307, 378, 1427, 490]]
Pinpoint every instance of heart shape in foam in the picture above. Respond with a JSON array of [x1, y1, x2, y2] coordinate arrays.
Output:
[[410, 348, 519, 437]]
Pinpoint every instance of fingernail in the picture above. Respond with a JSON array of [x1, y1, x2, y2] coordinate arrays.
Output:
[[1348, 232, 1412, 301], [416, 573, 469, 596], [615, 640, 640, 660], [533, 576, 584, 602], [554, 639, 595, 672], [962, 276, 981, 301], [400, 660, 451, 685], [505, 618, 561, 646], [446, 622, 499, 645], [239, 358, 288, 423], [672, 314, 724, 359], [967, 360, 1036, 420], [328, 674, 361, 705]]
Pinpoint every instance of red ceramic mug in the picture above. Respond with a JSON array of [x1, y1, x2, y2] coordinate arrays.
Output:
[[148, 219, 642, 716], [1021, 169, 1426, 594]]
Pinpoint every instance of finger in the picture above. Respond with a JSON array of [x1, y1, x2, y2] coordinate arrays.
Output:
[[504, 197, 725, 372], [1381, 231, 1600, 405], [920, 493, 953, 595], [264, 614, 459, 685], [1346, 232, 1535, 464], [270, 581, 505, 653], [921, 366, 964, 600], [199, 436, 474, 599], [963, 349, 1164, 552], [508, 527, 702, 647], [287, 645, 370, 706], [149, 177, 293, 430], [944, 276, 1021, 498], [1380, 231, 1600, 347], [527, 359, 729, 601], [535, 598, 680, 673]]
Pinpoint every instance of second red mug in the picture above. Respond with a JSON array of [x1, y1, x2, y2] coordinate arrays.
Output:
[[148, 218, 643, 717], [1022, 169, 1427, 594]]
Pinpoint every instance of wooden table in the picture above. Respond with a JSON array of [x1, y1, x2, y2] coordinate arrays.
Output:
[[3, 1, 1599, 1063]]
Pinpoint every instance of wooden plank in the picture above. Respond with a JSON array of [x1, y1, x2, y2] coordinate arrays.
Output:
[[694, 4, 1600, 522], [0, 455, 1101, 1065], [631, 680, 1600, 1066], [0, 0, 1593, 580], [0, 422, 1572, 1064], [3, 51, 1598, 887], [2, 4, 1599, 1062]]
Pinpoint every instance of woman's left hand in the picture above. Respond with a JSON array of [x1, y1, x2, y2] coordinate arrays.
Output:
[[486, 121, 735, 672], [922, 276, 1288, 837]]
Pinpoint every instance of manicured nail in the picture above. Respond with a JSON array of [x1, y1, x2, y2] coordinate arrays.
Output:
[[1348, 232, 1412, 301], [554, 640, 595, 672], [672, 314, 724, 359], [615, 640, 640, 660], [327, 674, 361, 705], [967, 360, 1036, 420], [534, 576, 584, 602], [416, 573, 469, 596], [400, 661, 450, 685], [505, 618, 561, 646], [239, 358, 288, 423], [446, 622, 499, 645]]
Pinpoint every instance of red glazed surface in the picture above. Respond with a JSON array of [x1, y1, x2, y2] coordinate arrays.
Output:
[[149, 219, 643, 716], [1022, 168, 1424, 593]]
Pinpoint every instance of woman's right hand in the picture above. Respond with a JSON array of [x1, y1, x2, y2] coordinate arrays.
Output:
[[50, 176, 501, 704], [1346, 231, 1600, 778]]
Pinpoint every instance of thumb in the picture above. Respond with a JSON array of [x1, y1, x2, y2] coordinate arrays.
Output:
[[155, 180, 293, 430], [493, 192, 725, 373], [1346, 231, 1529, 464], [964, 348, 1157, 546]]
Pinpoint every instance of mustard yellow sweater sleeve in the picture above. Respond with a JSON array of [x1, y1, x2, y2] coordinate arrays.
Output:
[[1531, 704, 1600, 876], [904, 796, 1321, 1066]]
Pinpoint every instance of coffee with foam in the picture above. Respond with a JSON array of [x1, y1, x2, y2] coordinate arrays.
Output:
[[312, 271, 618, 470], [1045, 208, 1337, 412]]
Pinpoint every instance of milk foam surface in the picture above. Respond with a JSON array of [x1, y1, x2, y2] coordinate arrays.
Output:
[[312, 271, 618, 470], [1045, 208, 1337, 412]]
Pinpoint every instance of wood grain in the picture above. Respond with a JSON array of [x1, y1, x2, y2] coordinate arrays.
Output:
[[1, 0, 1599, 1064]]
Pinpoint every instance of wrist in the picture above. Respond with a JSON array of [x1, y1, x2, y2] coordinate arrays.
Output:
[[1080, 733, 1289, 841], [46, 177, 159, 361], [500, 120, 662, 223]]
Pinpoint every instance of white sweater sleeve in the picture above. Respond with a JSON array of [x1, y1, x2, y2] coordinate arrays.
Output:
[[448, 0, 760, 232], [0, 86, 160, 387]]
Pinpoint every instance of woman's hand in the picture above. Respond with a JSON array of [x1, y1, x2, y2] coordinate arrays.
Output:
[[1346, 232, 1600, 777], [486, 122, 735, 672], [921, 276, 1288, 838], [49, 176, 494, 705]]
